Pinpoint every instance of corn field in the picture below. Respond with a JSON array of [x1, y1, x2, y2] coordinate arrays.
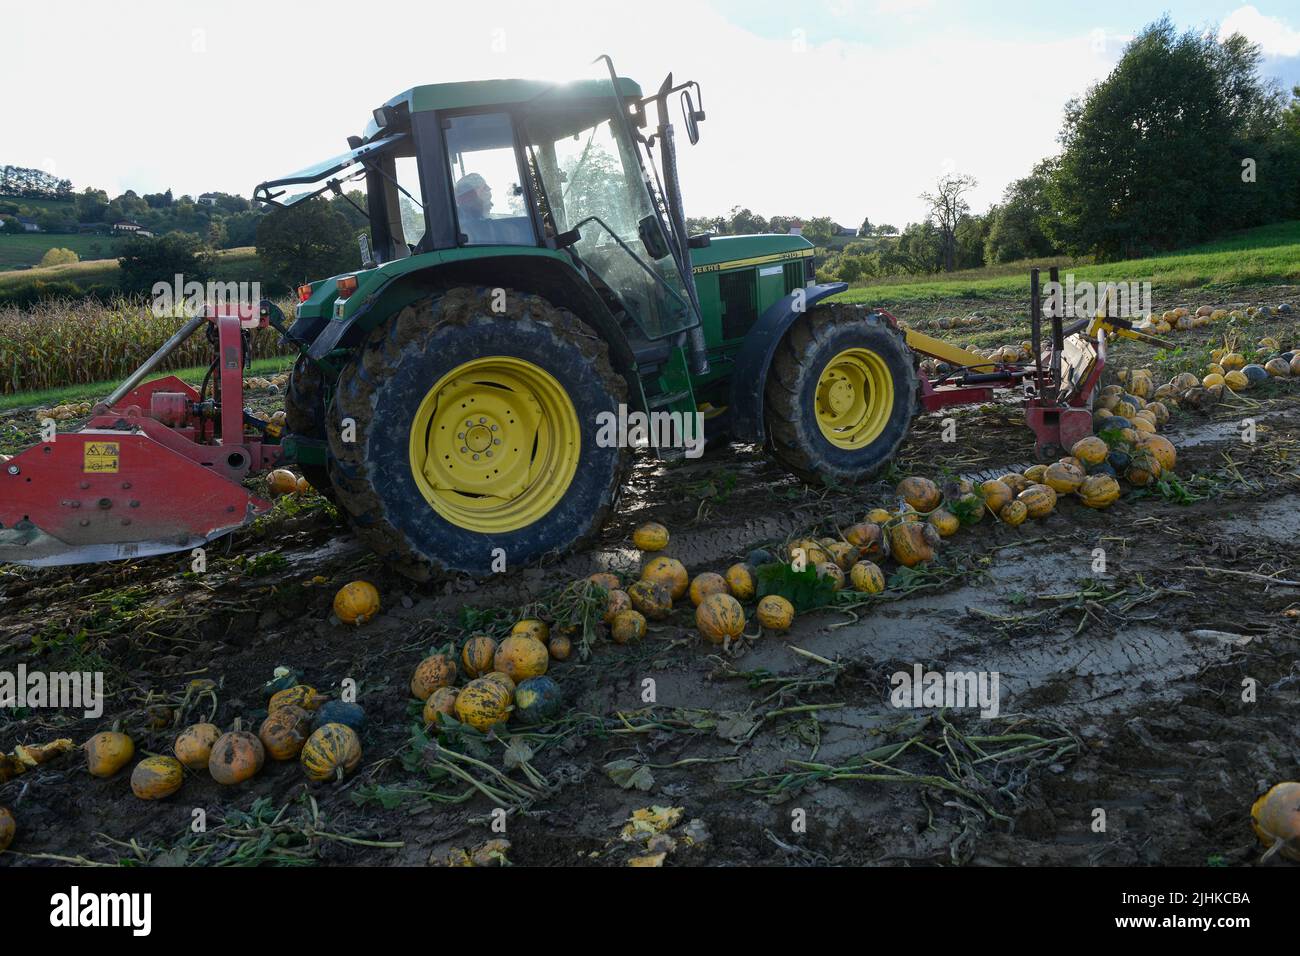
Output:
[[0, 296, 295, 395]]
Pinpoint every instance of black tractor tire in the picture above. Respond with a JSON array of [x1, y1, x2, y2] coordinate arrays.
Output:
[[327, 287, 628, 581], [283, 354, 335, 498], [764, 302, 918, 484]]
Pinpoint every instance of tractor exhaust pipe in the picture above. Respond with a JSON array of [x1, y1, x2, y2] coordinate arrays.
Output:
[[102, 312, 208, 408]]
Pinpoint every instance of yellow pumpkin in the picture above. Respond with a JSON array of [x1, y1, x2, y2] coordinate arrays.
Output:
[[755, 595, 795, 631], [509, 619, 548, 645], [688, 572, 730, 607], [632, 522, 670, 551], [423, 687, 459, 726], [603, 588, 632, 623], [1018, 483, 1057, 518], [788, 539, 829, 565], [174, 723, 220, 771], [85, 731, 134, 779], [493, 635, 549, 683], [641, 556, 689, 600], [1139, 434, 1176, 472], [483, 671, 516, 699], [208, 730, 265, 785], [410, 655, 458, 701], [587, 571, 621, 591], [1077, 474, 1121, 509], [844, 522, 883, 558], [1126, 455, 1162, 486], [999, 473, 1030, 496], [979, 479, 1013, 516], [627, 579, 673, 620], [896, 476, 941, 512], [866, 507, 893, 524], [887, 522, 937, 568], [301, 723, 363, 782], [131, 756, 185, 800], [0, 806, 13, 852], [461, 635, 498, 679], [1220, 352, 1245, 371], [825, 541, 857, 570], [258, 705, 312, 761], [454, 678, 513, 731], [269, 685, 327, 713], [849, 560, 886, 594], [334, 581, 381, 625], [295, 476, 312, 495], [1023, 464, 1047, 483], [695, 593, 746, 644], [1132, 416, 1156, 436], [724, 563, 757, 601], [267, 468, 299, 495], [1223, 369, 1249, 391], [1251, 782, 1300, 862], [1043, 462, 1084, 494], [1147, 401, 1170, 426], [927, 508, 960, 537], [817, 562, 846, 590], [548, 635, 572, 661], [610, 609, 648, 644], [999, 499, 1028, 526]]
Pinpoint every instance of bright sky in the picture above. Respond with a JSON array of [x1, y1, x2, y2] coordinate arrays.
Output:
[[2, 1, 1297, 229]]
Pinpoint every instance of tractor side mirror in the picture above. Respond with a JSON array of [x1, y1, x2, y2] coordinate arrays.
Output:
[[638, 214, 669, 260], [681, 91, 703, 145]]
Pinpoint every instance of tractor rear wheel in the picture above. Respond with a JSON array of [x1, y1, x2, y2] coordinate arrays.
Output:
[[283, 354, 334, 498], [764, 303, 917, 484], [327, 287, 628, 580]]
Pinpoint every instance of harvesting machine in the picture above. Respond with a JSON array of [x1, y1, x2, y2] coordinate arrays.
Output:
[[0, 57, 1169, 577]]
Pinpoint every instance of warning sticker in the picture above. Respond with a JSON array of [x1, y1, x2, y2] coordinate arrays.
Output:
[[83, 441, 120, 474]]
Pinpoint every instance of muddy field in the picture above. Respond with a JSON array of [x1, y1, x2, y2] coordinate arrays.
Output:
[[1, 285, 1298, 867]]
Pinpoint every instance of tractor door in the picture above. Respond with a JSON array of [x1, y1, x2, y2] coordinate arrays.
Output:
[[522, 91, 694, 342]]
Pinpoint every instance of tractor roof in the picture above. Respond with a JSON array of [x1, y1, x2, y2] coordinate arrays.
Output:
[[386, 76, 643, 115]]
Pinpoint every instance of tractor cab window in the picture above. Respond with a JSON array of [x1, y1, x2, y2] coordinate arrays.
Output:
[[393, 155, 426, 252], [444, 113, 536, 246]]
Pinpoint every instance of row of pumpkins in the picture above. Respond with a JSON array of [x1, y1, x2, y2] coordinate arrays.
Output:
[[1135, 301, 1293, 335], [76, 686, 367, 801], [34, 400, 93, 422]]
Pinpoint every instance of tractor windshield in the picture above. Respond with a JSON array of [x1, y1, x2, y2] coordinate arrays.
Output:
[[523, 90, 693, 340]]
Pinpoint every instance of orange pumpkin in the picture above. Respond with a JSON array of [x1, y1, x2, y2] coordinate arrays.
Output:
[[695, 593, 746, 644], [333, 580, 381, 625], [999, 473, 1030, 496], [301, 723, 363, 783], [258, 705, 312, 761], [844, 522, 883, 558], [755, 595, 795, 631], [1139, 434, 1176, 472], [999, 499, 1028, 526], [587, 571, 621, 591], [641, 556, 689, 600], [1043, 462, 1084, 494], [1251, 782, 1300, 862], [174, 723, 220, 771], [927, 508, 960, 537], [632, 522, 669, 551], [493, 635, 549, 683], [267, 468, 299, 495], [603, 588, 633, 623], [208, 729, 265, 785], [979, 479, 1013, 516], [817, 562, 845, 590], [1077, 474, 1121, 508], [849, 560, 886, 594], [410, 655, 458, 701], [724, 563, 757, 601], [131, 756, 185, 800], [454, 678, 513, 731], [688, 572, 730, 607], [627, 579, 673, 620], [610, 609, 647, 644], [1070, 436, 1109, 466], [0, 806, 13, 852], [896, 476, 941, 512], [510, 619, 550, 645], [85, 731, 134, 779], [1017, 483, 1057, 519], [269, 685, 327, 713], [482, 671, 516, 699], [461, 635, 498, 679], [887, 522, 937, 568], [548, 634, 572, 661]]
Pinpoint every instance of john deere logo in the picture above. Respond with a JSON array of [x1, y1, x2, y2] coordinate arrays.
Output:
[[83, 442, 120, 474]]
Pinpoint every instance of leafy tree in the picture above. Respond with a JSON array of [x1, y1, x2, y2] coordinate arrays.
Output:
[[920, 173, 977, 272], [2, 217, 26, 235], [256, 199, 356, 289], [39, 248, 80, 267], [984, 162, 1059, 263], [117, 232, 212, 296]]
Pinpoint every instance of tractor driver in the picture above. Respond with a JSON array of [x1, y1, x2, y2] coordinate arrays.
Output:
[[454, 173, 493, 242]]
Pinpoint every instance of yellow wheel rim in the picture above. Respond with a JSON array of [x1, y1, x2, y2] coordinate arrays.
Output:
[[409, 356, 580, 534], [814, 347, 894, 449]]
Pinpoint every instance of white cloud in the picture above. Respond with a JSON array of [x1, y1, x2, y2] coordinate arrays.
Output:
[[0, 0, 1120, 229], [1220, 5, 1300, 57]]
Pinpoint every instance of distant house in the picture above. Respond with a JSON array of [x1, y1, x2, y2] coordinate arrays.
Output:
[[17, 216, 40, 233], [787, 219, 803, 236], [197, 193, 220, 207], [111, 220, 143, 234]]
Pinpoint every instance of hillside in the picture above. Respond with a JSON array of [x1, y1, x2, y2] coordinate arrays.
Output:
[[0, 233, 127, 270]]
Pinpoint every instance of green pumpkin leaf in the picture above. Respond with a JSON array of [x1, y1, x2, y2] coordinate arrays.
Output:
[[604, 758, 655, 791], [755, 561, 837, 613]]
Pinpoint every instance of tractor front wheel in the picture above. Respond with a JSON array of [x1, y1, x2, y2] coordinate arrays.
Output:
[[764, 303, 917, 484], [327, 288, 627, 580]]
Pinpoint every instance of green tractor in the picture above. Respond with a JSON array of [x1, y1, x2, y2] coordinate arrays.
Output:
[[258, 57, 918, 579]]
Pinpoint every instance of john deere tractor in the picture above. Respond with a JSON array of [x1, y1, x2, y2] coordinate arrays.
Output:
[[256, 56, 918, 580]]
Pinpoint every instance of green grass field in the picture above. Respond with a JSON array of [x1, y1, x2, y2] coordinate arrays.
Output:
[[834, 220, 1300, 305], [0, 194, 76, 213], [0, 233, 127, 270], [0, 246, 262, 294]]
